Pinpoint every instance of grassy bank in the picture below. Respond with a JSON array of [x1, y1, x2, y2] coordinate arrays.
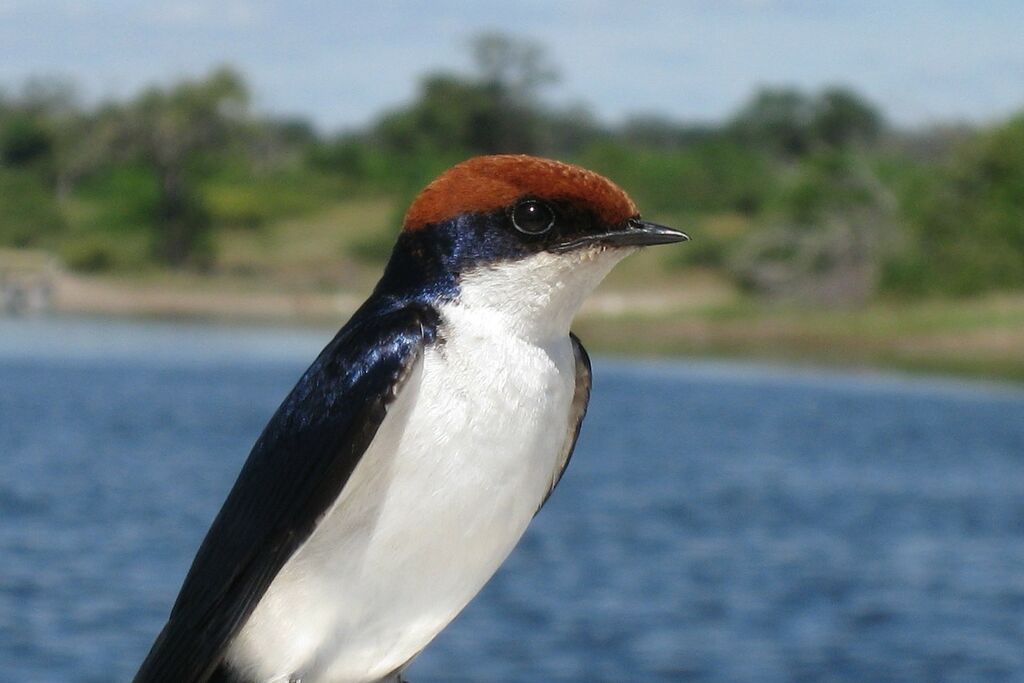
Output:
[[36, 197, 1024, 384], [574, 295, 1024, 383]]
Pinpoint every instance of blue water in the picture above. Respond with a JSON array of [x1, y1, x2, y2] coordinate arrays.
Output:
[[2, 317, 1024, 683]]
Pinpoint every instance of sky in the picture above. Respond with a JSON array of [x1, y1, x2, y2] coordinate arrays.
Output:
[[1, 1, 1022, 131]]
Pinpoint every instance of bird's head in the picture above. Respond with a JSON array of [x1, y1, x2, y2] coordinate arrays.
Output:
[[380, 154, 688, 340]]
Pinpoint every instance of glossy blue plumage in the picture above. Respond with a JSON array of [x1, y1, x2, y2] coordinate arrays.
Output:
[[134, 242, 442, 681]]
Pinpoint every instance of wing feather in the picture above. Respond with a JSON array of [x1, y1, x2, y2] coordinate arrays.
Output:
[[134, 303, 437, 683], [539, 332, 592, 511]]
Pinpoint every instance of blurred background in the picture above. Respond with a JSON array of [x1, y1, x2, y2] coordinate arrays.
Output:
[[1, 2, 1023, 682]]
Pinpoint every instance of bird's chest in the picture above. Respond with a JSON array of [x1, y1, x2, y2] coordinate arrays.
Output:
[[358, 326, 576, 562], [228, 325, 577, 682], [413, 327, 576, 492], [339, 325, 577, 604], [306, 326, 577, 576]]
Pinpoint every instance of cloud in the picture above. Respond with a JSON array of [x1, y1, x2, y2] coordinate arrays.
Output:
[[0, 0, 1021, 129]]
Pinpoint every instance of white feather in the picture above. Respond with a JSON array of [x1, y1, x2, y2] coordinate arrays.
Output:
[[225, 248, 628, 682]]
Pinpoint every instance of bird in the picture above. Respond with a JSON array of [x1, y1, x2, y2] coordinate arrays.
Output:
[[133, 154, 688, 683]]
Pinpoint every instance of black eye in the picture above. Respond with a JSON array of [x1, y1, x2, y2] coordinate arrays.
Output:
[[511, 200, 555, 235]]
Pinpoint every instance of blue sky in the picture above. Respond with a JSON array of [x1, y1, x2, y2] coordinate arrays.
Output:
[[1, 1, 1022, 131]]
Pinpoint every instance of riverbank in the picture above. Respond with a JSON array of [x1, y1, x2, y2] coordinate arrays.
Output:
[[39, 268, 1024, 384]]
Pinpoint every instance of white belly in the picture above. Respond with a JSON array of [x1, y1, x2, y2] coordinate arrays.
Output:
[[225, 321, 577, 682]]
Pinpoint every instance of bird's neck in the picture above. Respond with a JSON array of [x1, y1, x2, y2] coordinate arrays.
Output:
[[372, 228, 628, 345], [447, 249, 627, 345]]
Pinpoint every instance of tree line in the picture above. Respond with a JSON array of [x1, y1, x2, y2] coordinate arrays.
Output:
[[1, 34, 1021, 301]]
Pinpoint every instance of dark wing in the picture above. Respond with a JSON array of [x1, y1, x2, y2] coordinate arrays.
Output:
[[538, 332, 592, 511], [134, 303, 437, 683]]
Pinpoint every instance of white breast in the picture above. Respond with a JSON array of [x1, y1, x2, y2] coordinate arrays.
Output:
[[225, 304, 578, 683], [226, 249, 628, 682]]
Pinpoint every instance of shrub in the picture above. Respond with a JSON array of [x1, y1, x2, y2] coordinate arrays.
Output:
[[0, 170, 64, 247]]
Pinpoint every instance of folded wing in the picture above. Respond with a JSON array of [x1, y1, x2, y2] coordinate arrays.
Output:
[[134, 303, 437, 683]]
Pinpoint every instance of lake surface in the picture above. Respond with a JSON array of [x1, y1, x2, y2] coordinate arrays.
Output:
[[2, 316, 1024, 683]]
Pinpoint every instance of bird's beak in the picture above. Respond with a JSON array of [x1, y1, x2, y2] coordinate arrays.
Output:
[[603, 220, 690, 248], [551, 219, 689, 252]]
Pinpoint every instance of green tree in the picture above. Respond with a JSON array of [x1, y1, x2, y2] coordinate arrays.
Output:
[[375, 32, 559, 156], [731, 151, 897, 304], [884, 115, 1024, 295], [730, 86, 884, 157], [467, 32, 559, 153], [618, 115, 713, 149], [0, 115, 53, 166], [0, 79, 76, 248], [812, 87, 884, 148], [729, 88, 815, 157], [106, 67, 250, 266]]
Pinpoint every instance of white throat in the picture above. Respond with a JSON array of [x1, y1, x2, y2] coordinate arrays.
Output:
[[453, 247, 631, 343]]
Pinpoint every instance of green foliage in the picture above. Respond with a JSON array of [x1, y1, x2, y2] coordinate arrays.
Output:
[[669, 213, 753, 269], [375, 74, 541, 156], [730, 88, 816, 157], [73, 165, 160, 233], [577, 138, 772, 216], [730, 86, 884, 157], [0, 169, 64, 246], [151, 185, 214, 267], [771, 152, 876, 222], [309, 136, 376, 180], [882, 115, 1024, 296], [729, 150, 895, 304], [813, 88, 884, 148], [0, 115, 54, 166], [60, 165, 167, 270], [88, 66, 251, 267], [619, 115, 714, 149], [0, 34, 1020, 305], [371, 32, 563, 157], [203, 165, 353, 229], [59, 234, 121, 272]]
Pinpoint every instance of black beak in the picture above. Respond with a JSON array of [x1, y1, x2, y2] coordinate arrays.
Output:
[[551, 219, 689, 252], [605, 220, 690, 247]]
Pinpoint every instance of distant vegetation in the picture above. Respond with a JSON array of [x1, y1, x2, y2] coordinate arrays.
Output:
[[1, 33, 1022, 303]]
